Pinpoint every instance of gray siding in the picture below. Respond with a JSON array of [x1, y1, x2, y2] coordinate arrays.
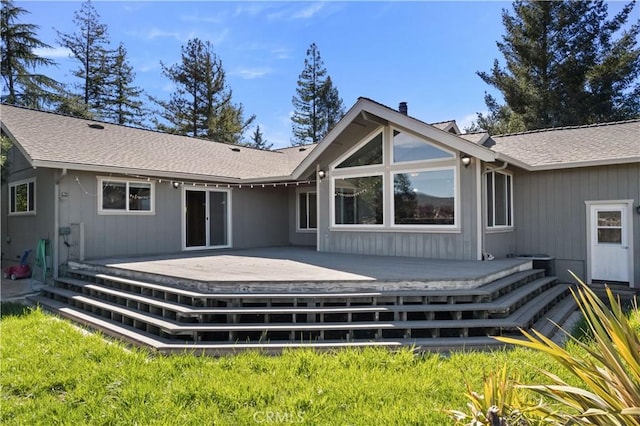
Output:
[[288, 186, 317, 247], [232, 187, 289, 249], [1, 146, 55, 265], [484, 230, 516, 259], [513, 163, 640, 284], [57, 171, 182, 260], [56, 171, 290, 260]]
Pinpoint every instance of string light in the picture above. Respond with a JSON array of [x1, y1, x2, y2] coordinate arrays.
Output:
[[89, 172, 315, 190]]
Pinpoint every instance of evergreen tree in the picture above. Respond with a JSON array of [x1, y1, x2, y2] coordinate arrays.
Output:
[[152, 38, 254, 142], [291, 43, 344, 146], [103, 43, 146, 127], [475, 0, 639, 132], [1, 135, 12, 183], [319, 76, 345, 136], [1, 0, 61, 107], [57, 0, 114, 115], [247, 125, 272, 150]]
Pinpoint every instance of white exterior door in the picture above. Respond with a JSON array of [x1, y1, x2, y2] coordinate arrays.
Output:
[[588, 203, 631, 283]]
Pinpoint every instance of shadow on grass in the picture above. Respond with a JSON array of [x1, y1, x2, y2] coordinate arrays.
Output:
[[0, 302, 33, 319]]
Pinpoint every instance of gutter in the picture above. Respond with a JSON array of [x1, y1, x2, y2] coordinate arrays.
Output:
[[53, 168, 67, 279]]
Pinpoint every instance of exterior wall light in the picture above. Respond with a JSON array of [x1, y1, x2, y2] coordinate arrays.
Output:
[[172, 181, 180, 189], [318, 170, 327, 179], [461, 155, 472, 168]]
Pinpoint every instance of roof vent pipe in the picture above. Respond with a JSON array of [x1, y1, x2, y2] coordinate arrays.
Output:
[[398, 102, 408, 115]]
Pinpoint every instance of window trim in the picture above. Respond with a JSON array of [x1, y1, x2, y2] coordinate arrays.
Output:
[[97, 176, 156, 215], [8, 178, 36, 216], [390, 166, 459, 230], [485, 169, 513, 230], [296, 188, 317, 232]]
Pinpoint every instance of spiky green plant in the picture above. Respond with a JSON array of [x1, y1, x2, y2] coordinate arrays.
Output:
[[496, 273, 640, 425], [447, 364, 548, 425]]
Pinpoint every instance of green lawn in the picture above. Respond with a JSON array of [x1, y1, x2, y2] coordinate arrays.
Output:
[[0, 304, 628, 425]]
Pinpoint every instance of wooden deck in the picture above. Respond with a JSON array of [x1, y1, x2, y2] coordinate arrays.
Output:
[[30, 247, 577, 354], [69, 246, 532, 293]]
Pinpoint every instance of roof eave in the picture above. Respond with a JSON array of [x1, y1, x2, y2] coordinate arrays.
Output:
[[29, 160, 243, 183], [526, 156, 640, 171]]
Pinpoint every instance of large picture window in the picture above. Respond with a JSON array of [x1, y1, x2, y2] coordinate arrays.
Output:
[[393, 169, 455, 225], [99, 178, 154, 214], [330, 127, 459, 229], [334, 175, 383, 225], [297, 190, 317, 230], [9, 178, 35, 215], [486, 170, 512, 228]]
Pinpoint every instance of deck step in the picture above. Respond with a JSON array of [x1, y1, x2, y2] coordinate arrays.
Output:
[[55, 275, 557, 317], [29, 295, 510, 354], [31, 266, 573, 352]]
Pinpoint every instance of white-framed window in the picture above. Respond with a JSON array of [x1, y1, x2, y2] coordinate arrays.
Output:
[[8, 178, 36, 215], [330, 126, 459, 230], [485, 169, 513, 228], [333, 174, 384, 226], [392, 168, 456, 227], [98, 177, 155, 215], [297, 189, 317, 231]]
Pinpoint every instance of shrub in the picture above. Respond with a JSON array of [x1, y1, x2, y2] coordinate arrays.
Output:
[[451, 273, 640, 425]]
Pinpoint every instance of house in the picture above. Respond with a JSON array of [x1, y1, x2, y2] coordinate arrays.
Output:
[[1, 98, 638, 288]]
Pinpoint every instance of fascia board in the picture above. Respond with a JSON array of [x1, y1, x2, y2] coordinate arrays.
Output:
[[29, 160, 242, 183]]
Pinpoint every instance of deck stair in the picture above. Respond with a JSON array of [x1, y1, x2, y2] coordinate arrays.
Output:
[[29, 267, 576, 354]]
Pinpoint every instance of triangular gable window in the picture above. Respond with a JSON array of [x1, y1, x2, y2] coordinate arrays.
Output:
[[336, 132, 383, 169], [393, 130, 454, 163]]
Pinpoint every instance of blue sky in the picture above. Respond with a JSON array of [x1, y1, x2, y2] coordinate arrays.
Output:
[[14, 1, 633, 148]]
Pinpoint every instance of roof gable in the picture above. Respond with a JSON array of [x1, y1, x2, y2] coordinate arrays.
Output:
[[292, 98, 496, 178]]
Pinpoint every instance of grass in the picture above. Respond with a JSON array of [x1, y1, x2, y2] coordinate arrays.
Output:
[[1, 303, 637, 425]]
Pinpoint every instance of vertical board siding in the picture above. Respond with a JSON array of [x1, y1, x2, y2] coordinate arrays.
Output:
[[514, 163, 639, 283]]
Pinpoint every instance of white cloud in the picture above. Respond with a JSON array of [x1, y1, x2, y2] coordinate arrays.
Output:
[[180, 14, 223, 24], [291, 2, 324, 20], [33, 47, 72, 59], [231, 67, 272, 80], [270, 47, 292, 60]]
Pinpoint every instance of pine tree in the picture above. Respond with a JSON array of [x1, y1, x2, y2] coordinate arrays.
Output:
[[476, 0, 639, 132], [103, 43, 146, 127], [291, 43, 344, 146], [57, 0, 114, 116], [247, 125, 272, 150], [1, 0, 61, 107], [152, 38, 254, 142]]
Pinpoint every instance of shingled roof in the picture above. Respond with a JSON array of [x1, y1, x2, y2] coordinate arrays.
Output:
[[490, 119, 640, 170], [0, 105, 313, 182]]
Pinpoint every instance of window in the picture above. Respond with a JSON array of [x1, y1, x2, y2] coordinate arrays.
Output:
[[330, 127, 460, 229], [393, 130, 454, 163], [485, 170, 512, 228], [597, 211, 622, 244], [9, 178, 35, 215], [298, 191, 317, 230], [99, 178, 154, 214], [334, 175, 383, 225], [336, 132, 382, 168], [394, 169, 455, 225]]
